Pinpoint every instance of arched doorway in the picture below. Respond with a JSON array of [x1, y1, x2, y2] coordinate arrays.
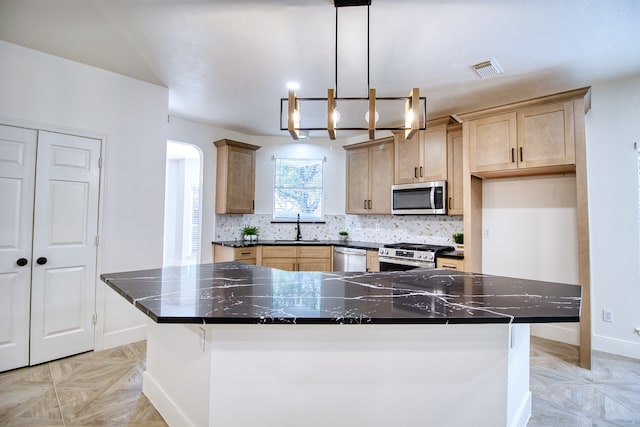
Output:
[[163, 141, 203, 266]]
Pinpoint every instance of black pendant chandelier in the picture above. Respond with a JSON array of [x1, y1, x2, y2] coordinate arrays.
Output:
[[280, 0, 427, 141]]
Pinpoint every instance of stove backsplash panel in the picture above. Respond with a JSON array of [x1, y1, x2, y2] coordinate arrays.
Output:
[[215, 214, 463, 245]]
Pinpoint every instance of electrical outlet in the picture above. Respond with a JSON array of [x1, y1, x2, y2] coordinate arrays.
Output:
[[602, 309, 614, 323]]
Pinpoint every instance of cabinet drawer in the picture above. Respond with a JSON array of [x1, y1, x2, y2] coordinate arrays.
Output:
[[261, 246, 297, 258], [234, 247, 257, 260], [436, 257, 464, 271], [297, 246, 331, 259]]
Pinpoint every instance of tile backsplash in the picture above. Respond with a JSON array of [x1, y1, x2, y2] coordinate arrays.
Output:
[[215, 214, 463, 246]]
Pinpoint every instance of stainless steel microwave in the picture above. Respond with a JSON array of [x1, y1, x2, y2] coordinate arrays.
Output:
[[391, 181, 447, 215]]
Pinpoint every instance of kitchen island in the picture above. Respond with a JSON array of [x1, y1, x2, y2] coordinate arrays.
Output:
[[101, 262, 581, 427]]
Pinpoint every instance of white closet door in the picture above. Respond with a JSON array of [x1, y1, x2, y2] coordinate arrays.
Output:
[[0, 125, 37, 372], [29, 131, 100, 365]]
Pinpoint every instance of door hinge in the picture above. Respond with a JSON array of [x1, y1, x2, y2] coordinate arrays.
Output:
[[98, 157, 102, 168], [91, 313, 97, 325], [95, 234, 100, 246]]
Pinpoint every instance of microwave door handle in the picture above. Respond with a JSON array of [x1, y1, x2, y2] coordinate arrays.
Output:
[[430, 187, 435, 209]]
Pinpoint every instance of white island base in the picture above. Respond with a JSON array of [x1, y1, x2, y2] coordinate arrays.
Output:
[[142, 321, 531, 427]]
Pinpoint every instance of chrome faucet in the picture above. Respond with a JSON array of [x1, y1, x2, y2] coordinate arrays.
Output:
[[296, 213, 302, 241]]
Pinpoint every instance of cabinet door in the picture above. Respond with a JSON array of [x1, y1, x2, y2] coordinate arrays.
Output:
[[517, 102, 575, 169], [369, 143, 394, 214], [366, 250, 380, 272], [226, 146, 256, 213], [394, 132, 420, 184], [421, 126, 447, 181], [468, 112, 517, 173], [261, 258, 297, 271], [447, 128, 464, 216], [297, 259, 331, 272], [345, 147, 370, 214]]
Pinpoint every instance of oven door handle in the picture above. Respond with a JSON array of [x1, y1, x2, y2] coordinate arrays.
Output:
[[378, 256, 434, 269]]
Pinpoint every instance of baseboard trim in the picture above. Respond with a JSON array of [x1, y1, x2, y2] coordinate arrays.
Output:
[[143, 371, 194, 427], [530, 323, 580, 345], [510, 391, 531, 427], [101, 324, 147, 350], [592, 334, 640, 360]]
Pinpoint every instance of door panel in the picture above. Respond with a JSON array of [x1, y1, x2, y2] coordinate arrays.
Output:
[[30, 131, 100, 366], [0, 125, 36, 372]]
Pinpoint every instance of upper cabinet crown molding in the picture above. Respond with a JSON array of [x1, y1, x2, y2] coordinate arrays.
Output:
[[458, 87, 591, 122], [213, 138, 260, 214]]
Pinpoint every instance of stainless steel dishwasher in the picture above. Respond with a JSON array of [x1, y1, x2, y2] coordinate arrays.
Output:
[[333, 247, 367, 272]]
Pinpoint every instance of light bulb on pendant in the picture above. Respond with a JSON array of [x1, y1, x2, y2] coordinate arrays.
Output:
[[365, 110, 380, 124], [332, 109, 341, 125], [405, 109, 415, 127]]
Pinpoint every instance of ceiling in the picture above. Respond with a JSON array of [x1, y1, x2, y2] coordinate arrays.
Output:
[[1, 0, 639, 138]]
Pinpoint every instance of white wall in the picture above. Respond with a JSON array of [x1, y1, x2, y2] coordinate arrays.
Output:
[[0, 41, 169, 349], [482, 175, 580, 344], [586, 76, 640, 359]]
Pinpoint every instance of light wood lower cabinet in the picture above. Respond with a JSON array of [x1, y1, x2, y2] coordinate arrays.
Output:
[[366, 250, 380, 272], [436, 257, 464, 271], [213, 244, 257, 265], [260, 246, 332, 272]]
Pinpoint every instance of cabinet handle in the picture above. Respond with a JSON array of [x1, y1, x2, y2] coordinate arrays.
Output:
[[414, 167, 418, 178], [511, 148, 515, 163], [441, 263, 457, 269], [449, 197, 452, 210], [419, 166, 423, 177], [16, 258, 28, 267], [364, 200, 367, 209], [36, 257, 48, 265], [240, 251, 252, 255], [368, 200, 372, 209], [520, 147, 523, 162]]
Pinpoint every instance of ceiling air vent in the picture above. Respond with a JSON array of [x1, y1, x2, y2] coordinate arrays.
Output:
[[472, 59, 504, 78]]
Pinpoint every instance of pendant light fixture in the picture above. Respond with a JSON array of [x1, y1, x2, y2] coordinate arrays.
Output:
[[280, 0, 426, 140]]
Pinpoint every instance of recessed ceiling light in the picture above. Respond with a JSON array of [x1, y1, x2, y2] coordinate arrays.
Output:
[[472, 59, 504, 78], [286, 82, 300, 90]]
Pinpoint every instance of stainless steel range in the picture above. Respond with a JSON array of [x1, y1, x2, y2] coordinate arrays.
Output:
[[378, 243, 455, 271]]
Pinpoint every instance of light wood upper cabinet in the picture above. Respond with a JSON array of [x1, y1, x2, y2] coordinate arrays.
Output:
[[517, 102, 575, 169], [447, 125, 464, 216], [214, 139, 260, 214], [465, 101, 576, 178], [468, 112, 518, 174], [344, 138, 394, 215], [394, 121, 448, 184]]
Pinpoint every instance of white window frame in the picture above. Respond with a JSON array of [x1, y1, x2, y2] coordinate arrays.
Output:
[[273, 157, 324, 221]]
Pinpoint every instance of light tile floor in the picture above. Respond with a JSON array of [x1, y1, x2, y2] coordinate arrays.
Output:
[[1, 337, 639, 426]]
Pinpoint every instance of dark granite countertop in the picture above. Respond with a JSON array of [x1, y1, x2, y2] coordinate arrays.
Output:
[[101, 262, 580, 325], [212, 240, 383, 251], [437, 250, 464, 259]]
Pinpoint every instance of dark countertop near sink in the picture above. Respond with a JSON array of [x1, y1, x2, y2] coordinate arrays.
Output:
[[212, 239, 383, 251], [101, 262, 580, 325]]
